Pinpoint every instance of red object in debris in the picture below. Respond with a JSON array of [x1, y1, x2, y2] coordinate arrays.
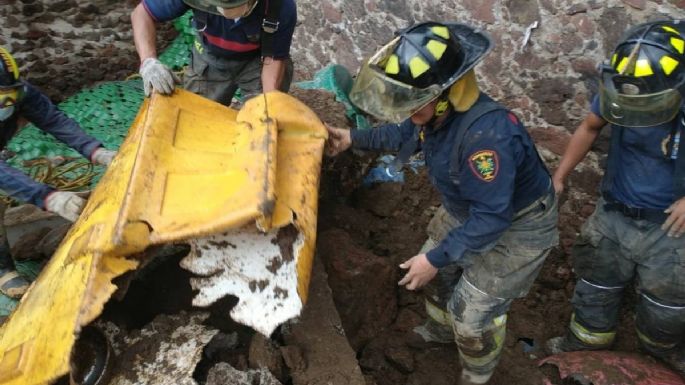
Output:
[[539, 351, 685, 385]]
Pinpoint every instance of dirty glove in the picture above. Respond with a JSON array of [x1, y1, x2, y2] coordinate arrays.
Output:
[[91, 147, 117, 167], [44, 191, 87, 222], [139, 57, 179, 97]]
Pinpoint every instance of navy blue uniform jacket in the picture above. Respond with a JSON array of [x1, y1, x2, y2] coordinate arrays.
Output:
[[352, 95, 551, 268]]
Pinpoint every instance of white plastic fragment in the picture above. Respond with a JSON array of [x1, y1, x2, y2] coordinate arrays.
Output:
[[181, 225, 305, 336]]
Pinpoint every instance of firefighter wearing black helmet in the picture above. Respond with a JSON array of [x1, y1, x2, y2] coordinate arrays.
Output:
[[0, 47, 117, 301], [131, 0, 296, 106], [548, 20, 685, 375], [326, 22, 558, 385]]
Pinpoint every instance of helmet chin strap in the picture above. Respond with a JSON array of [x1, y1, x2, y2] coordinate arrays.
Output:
[[425, 93, 451, 129]]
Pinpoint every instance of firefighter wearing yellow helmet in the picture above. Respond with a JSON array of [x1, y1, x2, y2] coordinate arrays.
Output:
[[0, 47, 117, 301], [326, 22, 558, 385], [548, 20, 685, 376]]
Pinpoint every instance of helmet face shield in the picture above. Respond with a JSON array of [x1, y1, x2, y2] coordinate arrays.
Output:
[[349, 22, 492, 123], [599, 63, 684, 127], [350, 38, 443, 122]]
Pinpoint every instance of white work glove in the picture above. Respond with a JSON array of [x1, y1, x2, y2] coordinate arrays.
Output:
[[91, 147, 117, 167], [44, 191, 87, 222], [139, 57, 179, 97]]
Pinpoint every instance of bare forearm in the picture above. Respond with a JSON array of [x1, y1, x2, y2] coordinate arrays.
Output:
[[554, 114, 605, 183], [131, 4, 158, 62], [261, 59, 286, 92]]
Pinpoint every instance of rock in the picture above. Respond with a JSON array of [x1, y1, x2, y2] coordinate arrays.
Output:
[[204, 332, 239, 359], [622, 0, 647, 9], [506, 0, 541, 25], [280, 345, 306, 371], [384, 346, 415, 374], [3, 205, 69, 252], [391, 308, 422, 332], [356, 182, 403, 218], [566, 3, 588, 15], [206, 363, 282, 385], [10, 226, 51, 260], [249, 333, 286, 383], [36, 222, 70, 258]]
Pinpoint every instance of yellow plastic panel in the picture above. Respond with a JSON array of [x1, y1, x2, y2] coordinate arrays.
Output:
[[0, 89, 278, 385], [118, 90, 277, 243], [253, 92, 328, 303]]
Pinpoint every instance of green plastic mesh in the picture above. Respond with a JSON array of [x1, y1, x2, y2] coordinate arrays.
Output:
[[159, 11, 194, 71], [4, 11, 197, 182], [296, 64, 370, 129]]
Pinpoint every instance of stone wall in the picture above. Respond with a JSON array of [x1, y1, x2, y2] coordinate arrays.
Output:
[[1, 0, 684, 131], [291, 0, 685, 132]]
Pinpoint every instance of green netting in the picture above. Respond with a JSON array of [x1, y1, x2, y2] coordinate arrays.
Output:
[[6, 80, 146, 186], [296, 64, 371, 129], [160, 11, 194, 71]]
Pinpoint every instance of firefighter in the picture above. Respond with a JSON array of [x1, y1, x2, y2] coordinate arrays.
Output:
[[131, 0, 296, 105], [325, 22, 559, 384], [0, 47, 116, 299], [547, 20, 685, 375]]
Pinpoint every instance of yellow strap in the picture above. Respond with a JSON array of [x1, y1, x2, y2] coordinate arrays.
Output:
[[425, 299, 452, 326], [636, 329, 678, 350], [569, 313, 616, 346]]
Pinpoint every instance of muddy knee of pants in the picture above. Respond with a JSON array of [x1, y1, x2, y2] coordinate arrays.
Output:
[[635, 291, 685, 356], [448, 278, 512, 373]]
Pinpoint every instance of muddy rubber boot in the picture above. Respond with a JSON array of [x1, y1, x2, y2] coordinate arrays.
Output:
[[0, 236, 29, 299], [0, 267, 30, 299], [545, 332, 605, 355], [458, 368, 493, 385]]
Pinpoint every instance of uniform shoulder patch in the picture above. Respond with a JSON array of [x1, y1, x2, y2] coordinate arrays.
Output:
[[468, 150, 499, 182]]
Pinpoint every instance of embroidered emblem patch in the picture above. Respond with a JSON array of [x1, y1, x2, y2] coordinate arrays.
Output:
[[469, 150, 499, 182]]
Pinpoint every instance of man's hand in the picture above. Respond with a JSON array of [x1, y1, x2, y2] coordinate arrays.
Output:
[[662, 197, 685, 238], [91, 147, 117, 167], [398, 253, 438, 290], [325, 124, 352, 157], [552, 174, 565, 195], [45, 191, 87, 222], [139, 58, 179, 97]]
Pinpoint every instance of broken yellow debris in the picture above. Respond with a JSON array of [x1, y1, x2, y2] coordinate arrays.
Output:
[[0, 90, 327, 385]]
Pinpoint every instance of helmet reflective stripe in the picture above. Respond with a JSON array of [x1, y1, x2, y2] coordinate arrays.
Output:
[[408, 56, 429, 78], [426, 40, 447, 60], [661, 55, 679, 75], [0, 47, 20, 88], [671, 37, 684, 54], [634, 58, 653, 77], [385, 55, 400, 75]]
